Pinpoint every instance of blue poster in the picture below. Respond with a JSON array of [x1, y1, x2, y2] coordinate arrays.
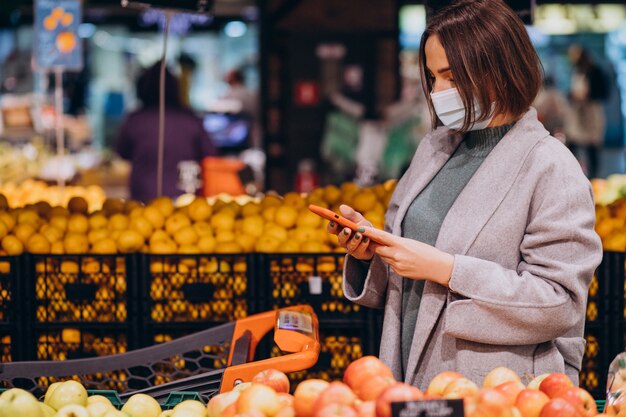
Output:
[[35, 0, 83, 71]]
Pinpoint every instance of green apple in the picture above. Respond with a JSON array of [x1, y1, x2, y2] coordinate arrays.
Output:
[[172, 400, 206, 417], [121, 394, 161, 417], [159, 411, 174, 417], [45, 380, 88, 410], [0, 388, 43, 417], [43, 382, 62, 405], [88, 395, 114, 408], [55, 404, 91, 417], [39, 402, 56, 417], [103, 410, 130, 417], [88, 401, 116, 417]]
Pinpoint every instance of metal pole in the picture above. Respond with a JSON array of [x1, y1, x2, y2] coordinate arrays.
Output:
[[157, 12, 172, 197], [54, 67, 65, 195]]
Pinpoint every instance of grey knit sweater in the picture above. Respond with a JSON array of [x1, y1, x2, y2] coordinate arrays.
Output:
[[400, 122, 515, 376]]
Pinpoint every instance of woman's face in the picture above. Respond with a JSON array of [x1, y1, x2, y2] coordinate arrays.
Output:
[[425, 35, 455, 94]]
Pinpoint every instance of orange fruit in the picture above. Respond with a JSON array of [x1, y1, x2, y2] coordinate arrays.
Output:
[[56, 32, 77, 54]]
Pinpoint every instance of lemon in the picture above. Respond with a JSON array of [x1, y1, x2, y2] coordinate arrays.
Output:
[[17, 210, 41, 227], [129, 207, 144, 219], [265, 224, 288, 242], [149, 239, 177, 254], [116, 230, 144, 253], [0, 221, 8, 240], [130, 216, 154, 239], [1, 235, 23, 255], [143, 206, 165, 230], [323, 185, 342, 205], [64, 233, 89, 254], [274, 205, 298, 229], [197, 236, 216, 253], [67, 214, 89, 234], [215, 231, 236, 243], [215, 241, 242, 253], [241, 202, 261, 217], [88, 229, 109, 245], [210, 210, 235, 231], [68, 196, 89, 214], [50, 241, 65, 254], [89, 213, 108, 230], [254, 236, 281, 253], [296, 209, 322, 228], [124, 200, 144, 214], [40, 225, 63, 243], [92, 238, 118, 254], [193, 222, 213, 237], [49, 216, 68, 232], [187, 198, 212, 222], [50, 206, 70, 218], [26, 234, 50, 253], [283, 192, 306, 209], [13, 223, 36, 243], [178, 244, 200, 254], [262, 206, 276, 223], [0, 212, 15, 231], [352, 190, 378, 213], [292, 227, 319, 243], [150, 196, 175, 217], [241, 215, 264, 238], [300, 241, 331, 253], [260, 194, 282, 208], [165, 212, 192, 236], [150, 229, 170, 244], [235, 234, 256, 252], [173, 225, 198, 246], [108, 213, 129, 231]]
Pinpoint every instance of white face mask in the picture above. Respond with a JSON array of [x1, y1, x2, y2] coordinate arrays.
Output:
[[430, 87, 494, 131]]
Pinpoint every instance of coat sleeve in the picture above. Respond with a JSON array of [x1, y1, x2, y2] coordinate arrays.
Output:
[[444, 152, 603, 345]]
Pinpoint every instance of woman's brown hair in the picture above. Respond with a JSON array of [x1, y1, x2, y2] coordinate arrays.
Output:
[[419, 0, 543, 132]]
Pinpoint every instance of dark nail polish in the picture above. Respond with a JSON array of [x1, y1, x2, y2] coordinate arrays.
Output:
[[343, 229, 350, 235], [357, 227, 365, 233], [329, 221, 335, 227], [362, 237, 369, 243], [355, 233, 361, 240]]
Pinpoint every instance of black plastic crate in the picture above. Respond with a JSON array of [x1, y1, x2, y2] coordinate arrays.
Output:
[[0, 325, 17, 363], [581, 323, 611, 400], [142, 254, 254, 324], [261, 253, 365, 320], [31, 325, 130, 361], [26, 254, 137, 324], [0, 256, 21, 326]]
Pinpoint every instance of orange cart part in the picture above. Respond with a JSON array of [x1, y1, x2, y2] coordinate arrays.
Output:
[[220, 305, 320, 393]]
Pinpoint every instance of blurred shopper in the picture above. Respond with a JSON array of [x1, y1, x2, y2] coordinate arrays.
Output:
[[223, 69, 260, 148], [116, 62, 216, 203], [566, 45, 609, 178], [534, 75, 569, 142], [326, 0, 602, 389]]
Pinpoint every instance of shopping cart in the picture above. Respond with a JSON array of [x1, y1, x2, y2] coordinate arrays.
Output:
[[0, 305, 320, 402]]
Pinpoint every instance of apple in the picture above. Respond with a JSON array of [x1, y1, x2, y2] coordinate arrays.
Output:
[[538, 373, 573, 398], [207, 391, 240, 417], [554, 386, 597, 417], [527, 374, 550, 390], [55, 404, 91, 417], [121, 393, 162, 417], [294, 379, 330, 417], [45, 380, 88, 410], [353, 375, 395, 401], [87, 401, 115, 417], [314, 381, 358, 412], [39, 402, 56, 417], [483, 367, 522, 389], [220, 402, 237, 417], [494, 381, 525, 406], [276, 407, 296, 417], [44, 382, 61, 406], [236, 383, 280, 417], [88, 395, 114, 407], [233, 382, 253, 393], [160, 412, 174, 417], [252, 369, 290, 393], [314, 403, 357, 417], [375, 383, 423, 417], [515, 389, 550, 417], [442, 377, 479, 399], [172, 400, 207, 417], [0, 388, 43, 417], [538, 398, 579, 417], [469, 389, 516, 417], [343, 356, 394, 391], [355, 401, 375, 417], [237, 411, 266, 417], [426, 371, 464, 397], [103, 410, 130, 417], [278, 393, 295, 409]]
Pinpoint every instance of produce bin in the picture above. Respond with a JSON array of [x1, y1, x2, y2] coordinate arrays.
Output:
[[0, 256, 23, 361]]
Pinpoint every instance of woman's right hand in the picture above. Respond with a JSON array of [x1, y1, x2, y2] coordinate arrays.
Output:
[[327, 204, 377, 261]]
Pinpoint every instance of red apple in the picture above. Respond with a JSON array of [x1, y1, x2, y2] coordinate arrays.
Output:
[[314, 404, 357, 417], [375, 383, 423, 417], [355, 401, 375, 417], [314, 382, 357, 412], [236, 383, 280, 417], [515, 389, 550, 417], [470, 389, 516, 417], [538, 374, 574, 398], [539, 398, 579, 417], [442, 378, 479, 399], [494, 381, 525, 406], [294, 380, 331, 417], [276, 408, 296, 417], [221, 403, 237, 417], [554, 386, 597, 417], [483, 367, 522, 389], [425, 371, 464, 397], [353, 375, 395, 401], [343, 357, 394, 391], [278, 393, 295, 409], [527, 374, 550, 390], [252, 369, 290, 394]]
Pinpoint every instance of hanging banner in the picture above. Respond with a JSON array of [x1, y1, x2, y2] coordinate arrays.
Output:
[[35, 0, 83, 71]]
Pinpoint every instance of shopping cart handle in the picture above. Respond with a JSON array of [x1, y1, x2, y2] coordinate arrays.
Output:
[[220, 305, 320, 392]]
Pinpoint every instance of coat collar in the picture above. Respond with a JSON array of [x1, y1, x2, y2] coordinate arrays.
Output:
[[397, 108, 550, 384]]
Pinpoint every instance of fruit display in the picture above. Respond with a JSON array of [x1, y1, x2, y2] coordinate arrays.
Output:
[[0, 180, 395, 256], [0, 357, 607, 417], [0, 180, 106, 212], [592, 175, 626, 252]]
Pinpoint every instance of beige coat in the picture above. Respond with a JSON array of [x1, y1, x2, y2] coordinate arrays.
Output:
[[343, 108, 603, 390]]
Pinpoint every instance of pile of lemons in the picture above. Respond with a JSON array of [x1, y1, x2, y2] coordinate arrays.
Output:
[[0, 180, 397, 256]]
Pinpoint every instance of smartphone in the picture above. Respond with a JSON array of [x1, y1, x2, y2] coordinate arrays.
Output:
[[308, 204, 384, 245]]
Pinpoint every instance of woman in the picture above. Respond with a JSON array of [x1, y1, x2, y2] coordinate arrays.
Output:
[[328, 0, 602, 389]]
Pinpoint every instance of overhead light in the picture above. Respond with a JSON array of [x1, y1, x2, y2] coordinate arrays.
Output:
[[534, 4, 626, 35], [224, 21, 247, 38]]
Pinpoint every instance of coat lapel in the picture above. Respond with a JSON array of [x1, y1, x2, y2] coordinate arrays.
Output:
[[403, 108, 550, 385]]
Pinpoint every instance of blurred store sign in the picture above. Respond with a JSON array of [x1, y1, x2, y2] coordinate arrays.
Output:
[[294, 81, 320, 107], [121, 0, 212, 14], [535, 4, 626, 35], [34, 0, 83, 71], [140, 9, 211, 34]]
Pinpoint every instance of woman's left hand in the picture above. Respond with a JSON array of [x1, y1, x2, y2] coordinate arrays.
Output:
[[362, 227, 455, 287]]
